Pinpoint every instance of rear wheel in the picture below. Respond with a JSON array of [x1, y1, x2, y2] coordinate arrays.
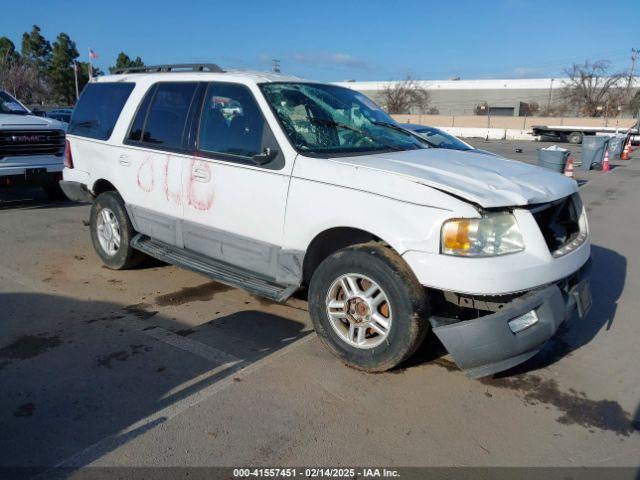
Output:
[[90, 191, 145, 270], [308, 243, 429, 372]]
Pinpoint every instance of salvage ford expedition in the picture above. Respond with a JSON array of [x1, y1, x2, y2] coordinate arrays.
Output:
[[61, 64, 591, 378], [1, 89, 67, 199]]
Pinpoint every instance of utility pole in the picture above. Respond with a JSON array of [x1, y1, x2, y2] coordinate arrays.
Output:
[[628, 48, 639, 88], [546, 78, 555, 112], [272, 59, 281, 73], [73, 61, 79, 101]]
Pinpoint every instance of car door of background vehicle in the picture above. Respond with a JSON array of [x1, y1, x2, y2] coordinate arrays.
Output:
[[181, 81, 289, 280], [118, 82, 200, 247]]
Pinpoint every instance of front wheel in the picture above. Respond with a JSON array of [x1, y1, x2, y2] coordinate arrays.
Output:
[[90, 191, 145, 270], [308, 243, 429, 372]]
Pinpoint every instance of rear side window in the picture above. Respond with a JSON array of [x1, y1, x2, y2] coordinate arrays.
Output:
[[127, 85, 156, 142], [130, 82, 198, 150], [69, 83, 134, 140]]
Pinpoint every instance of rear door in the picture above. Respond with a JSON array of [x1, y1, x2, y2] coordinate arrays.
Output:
[[118, 82, 201, 247]]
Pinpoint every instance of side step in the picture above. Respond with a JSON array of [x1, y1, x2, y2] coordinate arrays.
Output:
[[131, 235, 299, 302]]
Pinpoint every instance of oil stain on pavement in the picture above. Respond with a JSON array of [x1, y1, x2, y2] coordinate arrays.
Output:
[[432, 358, 639, 437], [94, 344, 153, 369], [0, 334, 62, 369], [154, 281, 233, 307]]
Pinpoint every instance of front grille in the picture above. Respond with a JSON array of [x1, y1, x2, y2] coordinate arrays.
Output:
[[0, 129, 65, 158], [528, 194, 584, 257]]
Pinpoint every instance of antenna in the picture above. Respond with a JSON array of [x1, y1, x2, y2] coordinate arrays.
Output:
[[272, 59, 281, 73]]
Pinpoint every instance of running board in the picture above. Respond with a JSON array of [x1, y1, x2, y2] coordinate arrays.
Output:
[[131, 235, 298, 302]]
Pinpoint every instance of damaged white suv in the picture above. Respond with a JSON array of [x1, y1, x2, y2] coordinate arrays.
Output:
[[61, 64, 591, 378]]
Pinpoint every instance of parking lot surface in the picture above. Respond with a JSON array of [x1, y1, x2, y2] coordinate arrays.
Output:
[[1, 140, 639, 473]]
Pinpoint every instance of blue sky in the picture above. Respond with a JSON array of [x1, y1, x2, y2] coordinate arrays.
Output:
[[2, 0, 639, 81]]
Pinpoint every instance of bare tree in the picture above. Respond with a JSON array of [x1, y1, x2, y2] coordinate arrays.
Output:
[[562, 61, 627, 117], [0, 60, 48, 104], [380, 76, 431, 114]]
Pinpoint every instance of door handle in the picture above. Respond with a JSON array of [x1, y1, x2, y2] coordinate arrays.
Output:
[[192, 167, 210, 182], [118, 154, 131, 166]]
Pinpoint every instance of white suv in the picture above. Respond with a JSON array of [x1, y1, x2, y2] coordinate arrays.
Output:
[[61, 64, 591, 378], [1, 90, 67, 199]]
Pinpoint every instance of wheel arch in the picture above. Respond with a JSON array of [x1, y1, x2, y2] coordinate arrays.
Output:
[[302, 226, 403, 285], [92, 178, 118, 196]]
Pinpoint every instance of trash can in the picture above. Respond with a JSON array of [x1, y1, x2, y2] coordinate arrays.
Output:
[[581, 136, 610, 171], [606, 133, 627, 159], [538, 146, 570, 173]]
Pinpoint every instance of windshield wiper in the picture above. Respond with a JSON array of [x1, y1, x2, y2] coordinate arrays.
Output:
[[371, 121, 435, 147], [309, 118, 403, 151]]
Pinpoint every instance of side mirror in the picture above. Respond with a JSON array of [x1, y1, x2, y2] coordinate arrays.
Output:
[[252, 147, 278, 165]]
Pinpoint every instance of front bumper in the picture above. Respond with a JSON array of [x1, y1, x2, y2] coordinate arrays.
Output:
[[430, 262, 590, 378]]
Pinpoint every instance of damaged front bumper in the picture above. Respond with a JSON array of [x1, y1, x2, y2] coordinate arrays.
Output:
[[430, 262, 591, 379]]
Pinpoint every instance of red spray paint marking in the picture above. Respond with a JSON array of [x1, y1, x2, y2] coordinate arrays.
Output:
[[164, 155, 182, 205], [136, 158, 154, 192]]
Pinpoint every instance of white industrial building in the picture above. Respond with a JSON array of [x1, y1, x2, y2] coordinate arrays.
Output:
[[334, 78, 640, 117]]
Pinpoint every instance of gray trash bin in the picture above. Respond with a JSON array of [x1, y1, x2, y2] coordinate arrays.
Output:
[[607, 133, 627, 159], [538, 147, 570, 173], [581, 136, 610, 170]]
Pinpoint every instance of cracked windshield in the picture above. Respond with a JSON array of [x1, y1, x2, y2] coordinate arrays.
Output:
[[260, 83, 427, 155]]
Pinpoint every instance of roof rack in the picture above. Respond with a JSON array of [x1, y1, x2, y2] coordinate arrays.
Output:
[[112, 63, 225, 75]]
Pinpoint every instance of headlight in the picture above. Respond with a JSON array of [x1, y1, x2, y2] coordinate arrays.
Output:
[[441, 212, 524, 257]]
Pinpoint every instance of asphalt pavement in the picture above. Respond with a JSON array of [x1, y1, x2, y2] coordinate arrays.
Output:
[[0, 141, 638, 476]]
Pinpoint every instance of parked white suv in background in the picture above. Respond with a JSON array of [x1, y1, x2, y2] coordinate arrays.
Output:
[[1, 90, 67, 199], [61, 64, 591, 378]]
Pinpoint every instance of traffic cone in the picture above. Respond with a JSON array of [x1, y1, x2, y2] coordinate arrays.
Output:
[[620, 140, 630, 160], [564, 155, 575, 178], [602, 148, 611, 172]]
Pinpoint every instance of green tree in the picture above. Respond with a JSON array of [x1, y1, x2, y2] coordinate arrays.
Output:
[[49, 33, 79, 104], [0, 37, 20, 65], [110, 52, 144, 72], [76, 61, 104, 95], [21, 25, 51, 74]]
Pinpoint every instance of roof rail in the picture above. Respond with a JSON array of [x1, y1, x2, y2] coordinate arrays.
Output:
[[112, 63, 225, 75]]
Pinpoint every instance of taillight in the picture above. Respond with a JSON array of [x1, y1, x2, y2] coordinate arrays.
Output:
[[64, 139, 74, 168]]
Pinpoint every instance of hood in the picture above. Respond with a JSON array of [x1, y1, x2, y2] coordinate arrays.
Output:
[[332, 148, 577, 208], [0, 113, 67, 131]]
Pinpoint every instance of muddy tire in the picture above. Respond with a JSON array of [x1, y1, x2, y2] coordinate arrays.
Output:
[[308, 242, 429, 372], [90, 191, 145, 270]]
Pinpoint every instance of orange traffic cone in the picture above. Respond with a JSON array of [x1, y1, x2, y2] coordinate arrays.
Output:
[[621, 141, 630, 160], [602, 148, 611, 172], [564, 156, 575, 178]]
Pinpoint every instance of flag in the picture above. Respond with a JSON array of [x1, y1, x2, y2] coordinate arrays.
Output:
[[88, 48, 98, 60]]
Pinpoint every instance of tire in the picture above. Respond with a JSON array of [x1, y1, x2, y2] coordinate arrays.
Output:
[[308, 242, 429, 372], [90, 191, 145, 270], [42, 182, 67, 201], [568, 132, 583, 144]]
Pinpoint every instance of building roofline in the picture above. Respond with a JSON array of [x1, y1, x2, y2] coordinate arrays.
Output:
[[334, 77, 640, 91]]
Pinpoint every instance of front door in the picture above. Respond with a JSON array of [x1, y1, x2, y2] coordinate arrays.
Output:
[[181, 82, 290, 280]]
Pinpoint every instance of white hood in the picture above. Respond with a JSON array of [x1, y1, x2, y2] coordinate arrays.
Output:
[[332, 148, 577, 208], [0, 113, 67, 131]]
